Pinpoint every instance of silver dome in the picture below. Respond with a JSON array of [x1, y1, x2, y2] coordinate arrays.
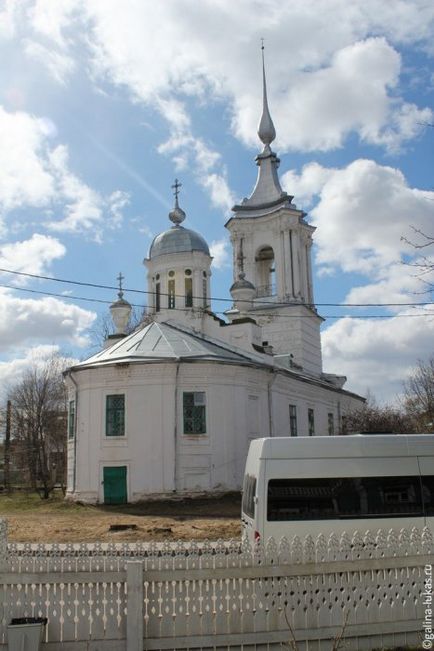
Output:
[[149, 225, 210, 259]]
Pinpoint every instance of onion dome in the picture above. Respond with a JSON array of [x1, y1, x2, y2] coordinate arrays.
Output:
[[149, 227, 210, 259], [148, 179, 210, 259], [230, 272, 255, 312]]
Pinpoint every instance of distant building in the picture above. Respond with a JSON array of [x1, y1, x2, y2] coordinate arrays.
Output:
[[65, 55, 364, 504]]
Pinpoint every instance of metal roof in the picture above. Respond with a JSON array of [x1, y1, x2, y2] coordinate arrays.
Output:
[[71, 320, 268, 369], [148, 225, 210, 259]]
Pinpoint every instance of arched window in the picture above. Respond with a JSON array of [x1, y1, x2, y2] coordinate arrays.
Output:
[[155, 274, 161, 312], [168, 270, 175, 309], [255, 246, 275, 297], [185, 269, 193, 307], [155, 282, 161, 312], [202, 271, 208, 308]]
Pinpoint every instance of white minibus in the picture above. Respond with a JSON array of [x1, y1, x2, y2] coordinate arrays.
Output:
[[241, 435, 434, 543]]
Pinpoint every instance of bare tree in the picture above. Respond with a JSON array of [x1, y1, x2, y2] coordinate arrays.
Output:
[[403, 357, 434, 432], [89, 305, 150, 350], [342, 394, 415, 435], [401, 226, 434, 294], [8, 355, 69, 498]]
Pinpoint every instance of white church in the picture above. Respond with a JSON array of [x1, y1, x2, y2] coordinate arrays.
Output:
[[65, 59, 364, 504]]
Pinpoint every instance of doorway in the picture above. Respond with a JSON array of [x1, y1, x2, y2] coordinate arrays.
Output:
[[103, 466, 127, 504]]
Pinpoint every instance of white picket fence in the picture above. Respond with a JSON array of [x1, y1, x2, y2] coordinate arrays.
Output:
[[0, 518, 432, 650]]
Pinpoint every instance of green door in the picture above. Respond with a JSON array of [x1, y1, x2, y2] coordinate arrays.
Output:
[[103, 466, 127, 504]]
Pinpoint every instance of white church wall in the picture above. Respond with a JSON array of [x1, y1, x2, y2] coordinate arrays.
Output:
[[66, 364, 179, 503], [270, 373, 362, 438], [255, 304, 323, 375], [66, 360, 364, 503], [175, 364, 269, 493]]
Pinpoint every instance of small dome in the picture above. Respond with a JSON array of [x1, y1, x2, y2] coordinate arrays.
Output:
[[230, 273, 255, 293], [149, 225, 210, 259]]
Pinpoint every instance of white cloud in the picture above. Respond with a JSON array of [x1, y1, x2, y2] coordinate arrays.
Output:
[[344, 262, 430, 308], [210, 238, 231, 269], [0, 290, 95, 350], [0, 0, 18, 40], [0, 106, 56, 216], [156, 103, 234, 214], [0, 234, 65, 282], [282, 162, 335, 207], [0, 107, 128, 240], [0, 344, 79, 399], [322, 310, 434, 402], [24, 39, 75, 84], [284, 157, 434, 402], [284, 159, 434, 285], [72, 2, 433, 153], [108, 190, 130, 228], [27, 0, 81, 48], [200, 174, 234, 213], [44, 144, 105, 238], [16, 0, 433, 215]]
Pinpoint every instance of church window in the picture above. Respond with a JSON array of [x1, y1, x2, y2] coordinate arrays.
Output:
[[185, 274, 193, 307], [183, 392, 206, 434], [289, 404, 297, 437], [255, 246, 276, 297], [168, 279, 175, 309], [155, 282, 161, 312], [308, 408, 315, 436], [106, 394, 125, 437], [328, 412, 334, 436], [185, 269, 192, 275], [68, 400, 75, 439], [202, 274, 207, 308]]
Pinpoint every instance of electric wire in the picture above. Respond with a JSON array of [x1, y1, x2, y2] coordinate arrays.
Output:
[[0, 266, 433, 309], [1, 283, 434, 320]]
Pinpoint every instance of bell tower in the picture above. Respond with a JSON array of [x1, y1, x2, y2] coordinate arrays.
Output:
[[225, 46, 323, 375]]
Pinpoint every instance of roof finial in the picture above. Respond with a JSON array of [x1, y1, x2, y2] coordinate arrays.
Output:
[[258, 39, 276, 148], [169, 178, 186, 225], [117, 271, 124, 300]]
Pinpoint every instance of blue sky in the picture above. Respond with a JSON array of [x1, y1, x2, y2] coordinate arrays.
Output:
[[0, 0, 433, 403]]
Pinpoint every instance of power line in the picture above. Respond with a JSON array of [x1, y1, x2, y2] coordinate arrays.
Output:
[[1, 283, 434, 320], [0, 266, 433, 309], [0, 283, 144, 309]]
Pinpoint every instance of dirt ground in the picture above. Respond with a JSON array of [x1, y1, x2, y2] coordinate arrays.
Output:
[[0, 492, 242, 543]]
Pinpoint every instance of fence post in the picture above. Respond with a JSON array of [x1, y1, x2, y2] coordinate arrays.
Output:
[[126, 560, 144, 651], [0, 518, 7, 571]]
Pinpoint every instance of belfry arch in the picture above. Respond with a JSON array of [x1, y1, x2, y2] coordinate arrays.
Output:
[[255, 245, 276, 297]]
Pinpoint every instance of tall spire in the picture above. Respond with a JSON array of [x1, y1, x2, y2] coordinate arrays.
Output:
[[231, 42, 290, 213], [258, 40, 276, 149]]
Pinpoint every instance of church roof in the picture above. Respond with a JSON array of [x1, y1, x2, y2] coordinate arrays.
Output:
[[149, 225, 210, 259], [72, 320, 272, 369], [148, 180, 210, 259]]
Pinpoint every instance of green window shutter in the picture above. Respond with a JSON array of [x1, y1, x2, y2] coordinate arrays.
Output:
[[183, 392, 206, 434], [68, 400, 75, 439], [106, 394, 125, 437]]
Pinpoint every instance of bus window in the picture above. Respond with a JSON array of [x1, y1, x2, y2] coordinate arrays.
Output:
[[242, 475, 257, 519], [267, 476, 425, 521], [422, 476, 434, 515]]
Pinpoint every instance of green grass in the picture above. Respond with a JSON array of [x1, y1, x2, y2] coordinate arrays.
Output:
[[0, 490, 92, 513]]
